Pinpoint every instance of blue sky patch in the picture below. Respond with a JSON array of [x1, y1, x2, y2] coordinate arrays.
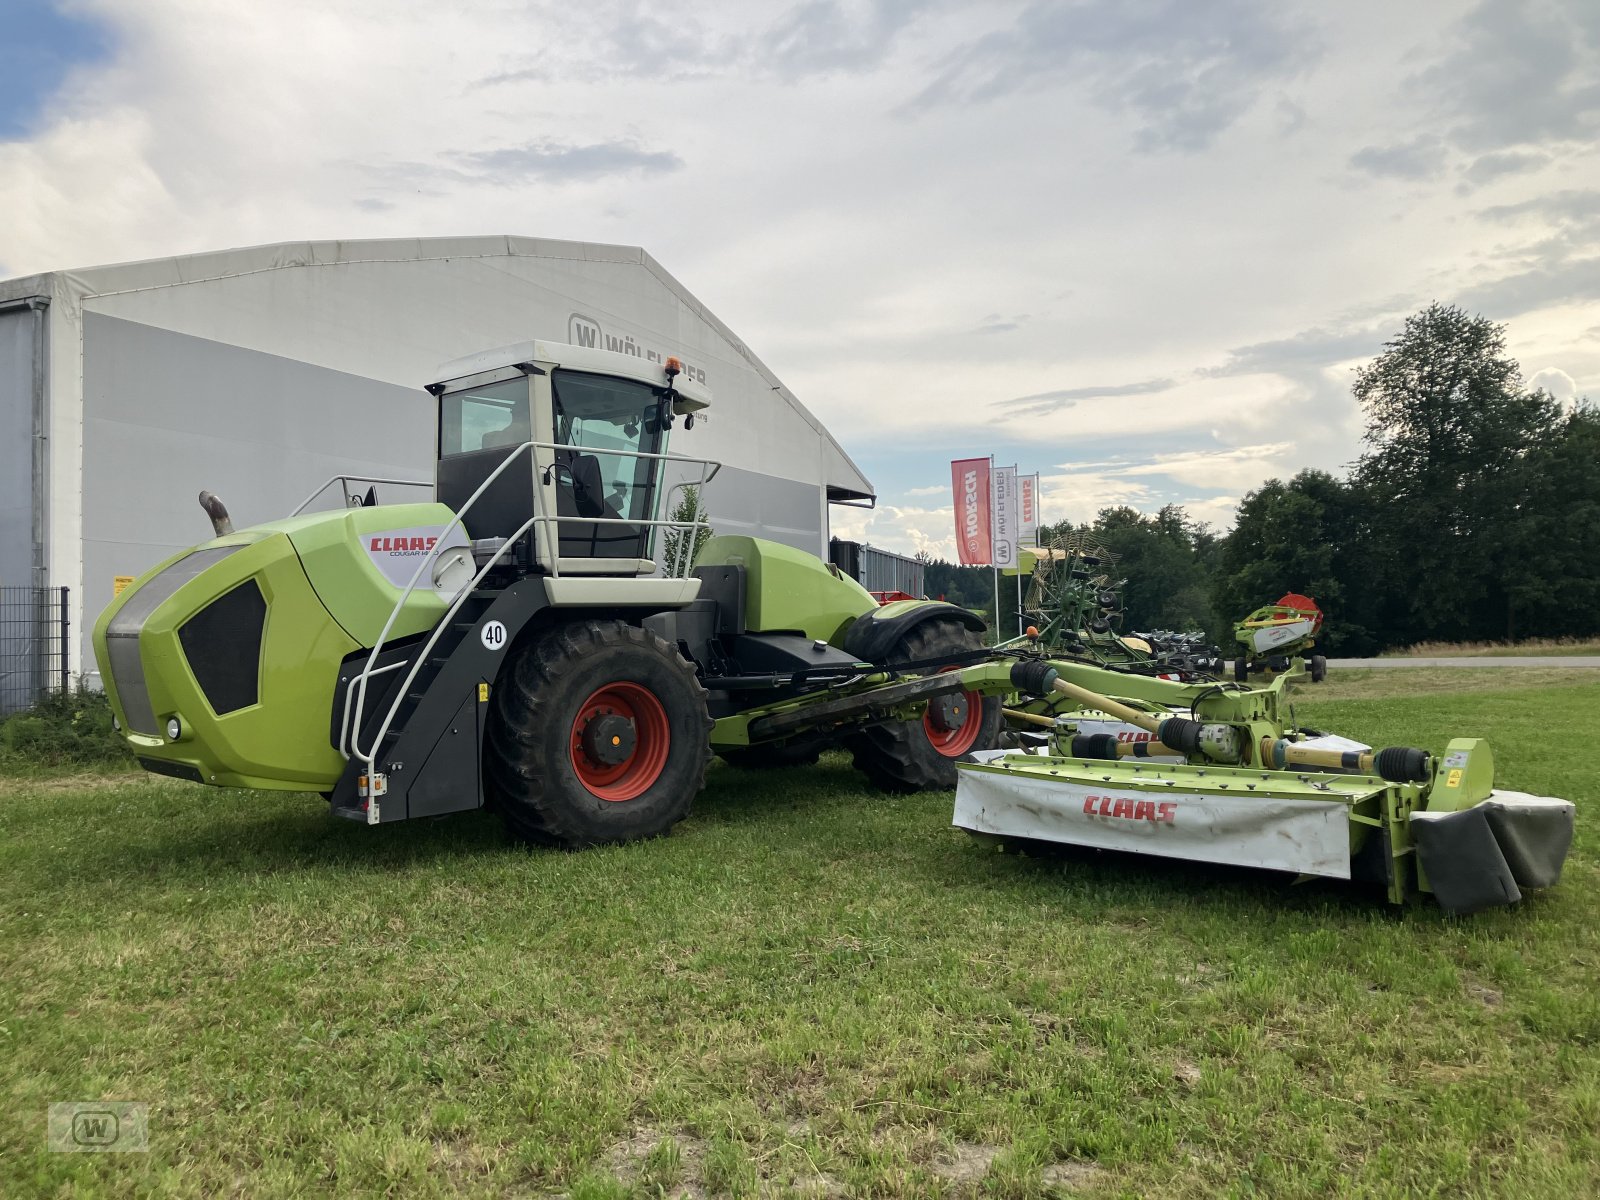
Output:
[[0, 3, 113, 139]]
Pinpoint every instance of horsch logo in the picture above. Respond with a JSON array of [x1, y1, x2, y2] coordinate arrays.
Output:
[[962, 468, 982, 555]]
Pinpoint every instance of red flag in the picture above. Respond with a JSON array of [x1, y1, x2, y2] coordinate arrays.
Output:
[[951, 458, 992, 565]]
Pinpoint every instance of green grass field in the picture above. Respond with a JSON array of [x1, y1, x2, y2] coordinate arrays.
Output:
[[2, 673, 1597, 1198]]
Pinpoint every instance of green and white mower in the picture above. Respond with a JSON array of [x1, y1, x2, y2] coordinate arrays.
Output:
[[964, 660, 1575, 914], [94, 342, 1009, 846], [1232, 592, 1328, 682]]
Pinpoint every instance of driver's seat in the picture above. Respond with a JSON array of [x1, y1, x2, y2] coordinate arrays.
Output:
[[555, 451, 641, 559]]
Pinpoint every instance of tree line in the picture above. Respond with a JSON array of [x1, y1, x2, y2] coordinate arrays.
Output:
[[918, 304, 1600, 655]]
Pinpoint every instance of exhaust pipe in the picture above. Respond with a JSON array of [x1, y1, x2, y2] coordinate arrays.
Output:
[[198, 490, 234, 537]]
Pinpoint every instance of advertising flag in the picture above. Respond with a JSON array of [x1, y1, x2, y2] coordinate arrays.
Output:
[[1019, 473, 1040, 544], [991, 465, 1019, 568], [950, 458, 992, 565]]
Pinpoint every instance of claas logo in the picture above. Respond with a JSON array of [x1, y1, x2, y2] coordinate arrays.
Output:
[[369, 536, 439, 552], [1082, 794, 1177, 824]]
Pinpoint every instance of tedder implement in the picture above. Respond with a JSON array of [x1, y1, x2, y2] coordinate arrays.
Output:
[[1006, 533, 1222, 679], [962, 660, 1576, 914], [94, 341, 1010, 847]]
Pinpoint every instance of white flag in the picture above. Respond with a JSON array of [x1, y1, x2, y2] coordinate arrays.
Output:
[[991, 465, 1019, 568], [1019, 473, 1040, 544]]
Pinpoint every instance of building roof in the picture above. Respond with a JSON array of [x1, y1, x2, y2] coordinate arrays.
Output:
[[0, 235, 875, 501]]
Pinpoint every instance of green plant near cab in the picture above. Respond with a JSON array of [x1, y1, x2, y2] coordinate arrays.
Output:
[[662, 485, 714, 577], [0, 685, 133, 771]]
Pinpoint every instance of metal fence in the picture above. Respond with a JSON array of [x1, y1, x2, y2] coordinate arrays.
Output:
[[0, 587, 70, 716]]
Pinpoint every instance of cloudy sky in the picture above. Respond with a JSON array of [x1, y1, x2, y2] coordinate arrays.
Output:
[[3, 0, 1596, 557]]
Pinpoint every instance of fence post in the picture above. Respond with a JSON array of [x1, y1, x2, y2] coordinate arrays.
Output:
[[59, 586, 70, 693]]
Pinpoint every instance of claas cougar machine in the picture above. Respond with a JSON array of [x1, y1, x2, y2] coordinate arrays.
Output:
[[93, 342, 1006, 846], [89, 339, 1577, 913]]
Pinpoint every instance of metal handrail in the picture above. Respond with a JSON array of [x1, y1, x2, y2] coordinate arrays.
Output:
[[342, 438, 720, 770], [291, 475, 433, 517]]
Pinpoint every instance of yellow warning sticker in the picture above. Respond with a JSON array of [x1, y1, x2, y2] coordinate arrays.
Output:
[[478, 682, 489, 702], [113, 575, 135, 596], [1446, 768, 1463, 788]]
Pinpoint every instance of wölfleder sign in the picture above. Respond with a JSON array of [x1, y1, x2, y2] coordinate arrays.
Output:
[[991, 464, 1019, 569]]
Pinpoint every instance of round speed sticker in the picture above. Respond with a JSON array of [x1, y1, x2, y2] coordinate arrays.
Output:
[[480, 620, 507, 650]]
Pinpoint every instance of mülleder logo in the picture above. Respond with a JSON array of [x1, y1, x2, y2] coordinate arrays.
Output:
[[1083, 794, 1177, 824], [369, 535, 439, 553]]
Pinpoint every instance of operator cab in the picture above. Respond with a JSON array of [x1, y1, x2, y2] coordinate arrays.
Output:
[[429, 341, 710, 577]]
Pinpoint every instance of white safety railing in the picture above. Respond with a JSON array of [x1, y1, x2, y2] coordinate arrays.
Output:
[[342, 439, 721, 777], [291, 475, 434, 517]]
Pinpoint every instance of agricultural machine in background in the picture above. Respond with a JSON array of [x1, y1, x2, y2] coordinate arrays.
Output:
[[1233, 593, 1328, 682], [1006, 534, 1223, 678], [92, 340, 1575, 914]]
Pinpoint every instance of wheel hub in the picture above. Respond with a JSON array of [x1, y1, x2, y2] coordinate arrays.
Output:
[[927, 693, 968, 733], [580, 713, 636, 766], [568, 681, 672, 802]]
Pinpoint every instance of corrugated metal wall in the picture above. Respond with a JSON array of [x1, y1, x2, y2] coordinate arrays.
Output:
[[830, 539, 924, 596]]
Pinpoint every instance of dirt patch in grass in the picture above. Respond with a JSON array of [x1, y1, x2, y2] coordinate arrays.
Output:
[[7, 770, 167, 793], [1042, 1159, 1106, 1191], [932, 1142, 1001, 1186], [603, 1128, 708, 1197]]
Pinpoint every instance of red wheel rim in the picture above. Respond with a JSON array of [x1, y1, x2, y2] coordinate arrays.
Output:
[[569, 682, 671, 802], [923, 668, 984, 758]]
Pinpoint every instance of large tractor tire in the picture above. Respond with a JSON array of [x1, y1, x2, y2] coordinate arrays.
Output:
[[485, 619, 712, 847], [847, 621, 1002, 793], [718, 734, 831, 770]]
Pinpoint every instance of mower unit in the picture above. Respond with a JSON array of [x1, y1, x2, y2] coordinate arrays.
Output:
[[960, 662, 1575, 913]]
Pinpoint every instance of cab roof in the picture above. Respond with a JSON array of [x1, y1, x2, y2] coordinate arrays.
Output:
[[431, 339, 711, 412]]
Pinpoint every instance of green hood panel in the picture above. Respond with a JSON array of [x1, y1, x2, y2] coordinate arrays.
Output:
[[695, 535, 875, 645], [93, 533, 361, 789], [90, 502, 468, 791], [278, 502, 466, 647]]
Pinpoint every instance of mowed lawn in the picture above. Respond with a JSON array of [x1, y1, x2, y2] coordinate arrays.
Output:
[[2, 673, 1598, 1198]]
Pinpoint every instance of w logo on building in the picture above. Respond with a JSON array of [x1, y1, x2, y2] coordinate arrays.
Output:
[[568, 313, 602, 348]]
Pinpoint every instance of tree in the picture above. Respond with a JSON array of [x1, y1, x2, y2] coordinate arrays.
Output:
[[661, 485, 714, 577], [1352, 303, 1560, 643], [1212, 470, 1380, 653]]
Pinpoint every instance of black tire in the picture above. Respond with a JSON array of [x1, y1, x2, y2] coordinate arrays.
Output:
[[1233, 657, 1249, 683], [718, 734, 831, 769], [846, 621, 1003, 793], [1310, 654, 1328, 683], [484, 619, 712, 847]]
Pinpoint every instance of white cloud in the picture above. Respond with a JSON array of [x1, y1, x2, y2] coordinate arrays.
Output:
[[1530, 366, 1578, 401], [1, 0, 1595, 537]]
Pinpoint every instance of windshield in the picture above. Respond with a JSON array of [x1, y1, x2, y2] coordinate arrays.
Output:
[[439, 376, 531, 456], [551, 370, 667, 524]]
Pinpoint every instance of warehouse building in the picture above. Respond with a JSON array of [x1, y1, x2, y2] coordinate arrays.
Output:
[[0, 236, 875, 702]]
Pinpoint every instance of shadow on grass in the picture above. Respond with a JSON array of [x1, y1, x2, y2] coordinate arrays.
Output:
[[21, 754, 1536, 930], [21, 756, 862, 895]]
